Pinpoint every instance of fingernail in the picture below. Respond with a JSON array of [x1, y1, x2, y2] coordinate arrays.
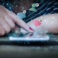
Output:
[[29, 27, 34, 31]]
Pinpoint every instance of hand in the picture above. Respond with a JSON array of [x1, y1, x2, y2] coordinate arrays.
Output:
[[0, 5, 33, 36], [27, 13, 58, 33]]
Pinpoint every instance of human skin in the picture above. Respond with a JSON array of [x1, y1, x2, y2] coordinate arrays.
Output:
[[0, 5, 33, 36], [0, 5, 58, 36], [27, 13, 58, 34]]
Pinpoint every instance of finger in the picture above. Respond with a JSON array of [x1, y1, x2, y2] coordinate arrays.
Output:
[[0, 18, 11, 33], [5, 16, 15, 29], [0, 25, 5, 36], [7, 11, 34, 32]]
